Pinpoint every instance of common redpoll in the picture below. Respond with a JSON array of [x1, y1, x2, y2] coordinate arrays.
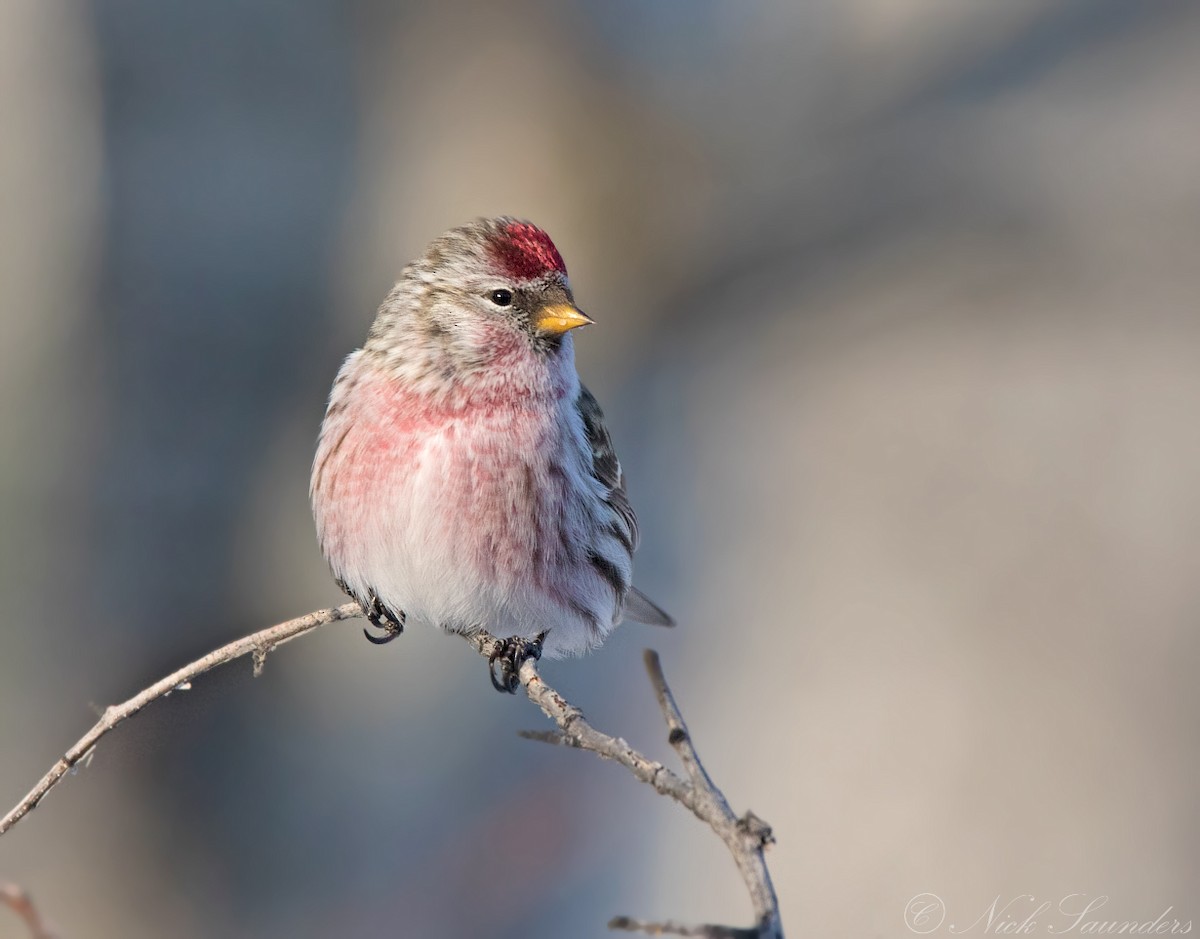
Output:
[[311, 218, 672, 689]]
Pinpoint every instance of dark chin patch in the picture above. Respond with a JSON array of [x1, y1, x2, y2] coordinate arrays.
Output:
[[530, 331, 565, 357], [492, 221, 568, 280]]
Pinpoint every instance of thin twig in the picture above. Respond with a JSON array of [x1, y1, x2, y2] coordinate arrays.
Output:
[[609, 915, 758, 938], [465, 634, 693, 807], [1, 883, 58, 939], [0, 603, 361, 836], [644, 651, 782, 938]]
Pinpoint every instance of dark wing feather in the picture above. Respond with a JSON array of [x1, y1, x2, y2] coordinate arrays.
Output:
[[576, 384, 639, 551], [575, 387, 674, 627]]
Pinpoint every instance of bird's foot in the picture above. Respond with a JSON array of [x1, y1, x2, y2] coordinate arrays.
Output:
[[488, 632, 546, 694], [363, 594, 405, 645]]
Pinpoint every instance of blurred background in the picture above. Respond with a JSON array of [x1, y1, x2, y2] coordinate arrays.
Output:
[[2, 0, 1199, 936]]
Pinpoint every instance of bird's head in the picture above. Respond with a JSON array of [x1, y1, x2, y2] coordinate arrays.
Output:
[[368, 218, 593, 375]]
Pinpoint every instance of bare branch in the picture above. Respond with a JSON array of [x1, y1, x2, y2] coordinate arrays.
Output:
[[643, 651, 782, 938], [2, 608, 784, 937], [465, 634, 694, 806], [645, 650, 714, 791], [1, 883, 58, 939], [0, 603, 362, 836], [469, 636, 785, 938]]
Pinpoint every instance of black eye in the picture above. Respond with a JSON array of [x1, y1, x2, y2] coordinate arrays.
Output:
[[490, 289, 513, 307]]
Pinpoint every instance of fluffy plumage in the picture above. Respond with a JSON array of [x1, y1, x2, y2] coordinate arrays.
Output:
[[311, 217, 671, 658]]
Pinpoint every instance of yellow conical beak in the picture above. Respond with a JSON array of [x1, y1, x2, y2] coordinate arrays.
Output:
[[534, 304, 593, 335]]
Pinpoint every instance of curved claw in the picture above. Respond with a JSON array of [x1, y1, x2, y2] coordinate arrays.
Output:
[[363, 624, 402, 645], [361, 593, 405, 646], [489, 655, 519, 693], [487, 632, 547, 694]]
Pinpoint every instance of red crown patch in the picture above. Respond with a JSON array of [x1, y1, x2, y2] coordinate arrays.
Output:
[[491, 221, 568, 280]]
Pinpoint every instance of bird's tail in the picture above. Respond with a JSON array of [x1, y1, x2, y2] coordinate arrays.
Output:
[[623, 586, 675, 627]]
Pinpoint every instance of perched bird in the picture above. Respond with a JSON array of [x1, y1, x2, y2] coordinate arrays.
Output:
[[311, 217, 672, 690]]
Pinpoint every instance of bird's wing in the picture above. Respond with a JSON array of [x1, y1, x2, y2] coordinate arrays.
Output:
[[575, 385, 675, 628], [575, 383, 639, 552]]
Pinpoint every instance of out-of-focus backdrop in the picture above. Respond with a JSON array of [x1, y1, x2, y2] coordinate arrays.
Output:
[[2, 1, 1198, 937]]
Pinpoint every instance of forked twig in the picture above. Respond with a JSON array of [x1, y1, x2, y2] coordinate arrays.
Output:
[[470, 637, 784, 938]]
